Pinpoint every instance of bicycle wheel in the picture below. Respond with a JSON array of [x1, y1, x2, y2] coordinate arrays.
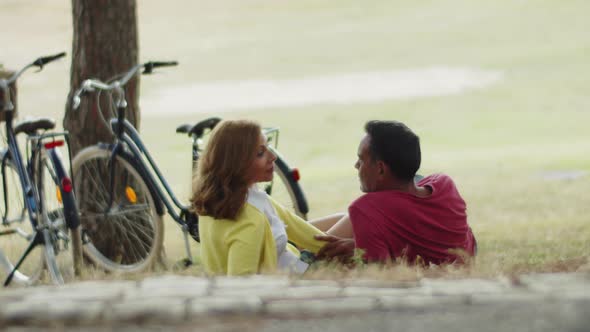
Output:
[[263, 154, 309, 220], [0, 155, 45, 285], [72, 146, 164, 273], [36, 149, 82, 284]]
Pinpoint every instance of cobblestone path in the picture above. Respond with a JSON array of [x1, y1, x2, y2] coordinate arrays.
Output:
[[0, 272, 588, 331]]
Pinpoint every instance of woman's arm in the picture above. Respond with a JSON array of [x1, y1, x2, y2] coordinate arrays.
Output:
[[269, 197, 325, 253], [226, 218, 266, 275]]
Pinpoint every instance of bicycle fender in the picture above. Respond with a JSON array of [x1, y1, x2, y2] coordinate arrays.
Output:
[[46, 148, 80, 229], [274, 155, 309, 215]]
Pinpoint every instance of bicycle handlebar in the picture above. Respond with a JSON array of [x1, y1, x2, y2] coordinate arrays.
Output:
[[33, 52, 66, 69], [0, 52, 66, 111], [1, 52, 66, 86], [143, 61, 178, 74], [72, 60, 178, 109]]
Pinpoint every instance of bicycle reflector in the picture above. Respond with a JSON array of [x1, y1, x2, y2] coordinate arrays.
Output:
[[44, 140, 64, 149], [61, 177, 73, 193], [125, 186, 137, 204], [56, 186, 62, 203], [291, 168, 301, 182]]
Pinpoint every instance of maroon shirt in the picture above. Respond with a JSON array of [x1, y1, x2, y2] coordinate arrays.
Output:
[[348, 173, 476, 265]]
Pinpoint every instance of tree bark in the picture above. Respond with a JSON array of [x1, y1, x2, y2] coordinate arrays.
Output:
[[65, 0, 140, 155], [0, 70, 17, 122]]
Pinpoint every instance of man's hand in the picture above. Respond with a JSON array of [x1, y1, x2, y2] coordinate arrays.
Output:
[[315, 234, 355, 262]]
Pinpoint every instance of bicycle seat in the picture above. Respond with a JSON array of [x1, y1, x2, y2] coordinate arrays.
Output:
[[175, 117, 221, 138], [14, 118, 56, 135]]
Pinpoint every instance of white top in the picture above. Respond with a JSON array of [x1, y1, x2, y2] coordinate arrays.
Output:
[[247, 186, 308, 274]]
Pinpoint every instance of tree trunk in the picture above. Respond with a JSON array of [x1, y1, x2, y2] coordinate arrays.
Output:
[[64, 0, 140, 155], [0, 70, 17, 122], [65, 0, 168, 271]]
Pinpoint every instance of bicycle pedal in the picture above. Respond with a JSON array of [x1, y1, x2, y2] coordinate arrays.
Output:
[[173, 258, 193, 270], [182, 258, 193, 267]]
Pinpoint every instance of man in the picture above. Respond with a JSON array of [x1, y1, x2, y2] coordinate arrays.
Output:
[[315, 120, 476, 265]]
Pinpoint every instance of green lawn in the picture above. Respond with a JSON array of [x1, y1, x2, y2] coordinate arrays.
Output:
[[136, 0, 590, 276], [2, 0, 589, 278]]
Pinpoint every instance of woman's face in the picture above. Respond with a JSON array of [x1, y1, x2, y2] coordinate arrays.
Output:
[[248, 133, 277, 184]]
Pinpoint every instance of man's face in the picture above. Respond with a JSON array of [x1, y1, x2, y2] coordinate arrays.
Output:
[[355, 135, 379, 192]]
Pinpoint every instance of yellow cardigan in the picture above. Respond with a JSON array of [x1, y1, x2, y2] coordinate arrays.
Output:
[[198, 197, 325, 276]]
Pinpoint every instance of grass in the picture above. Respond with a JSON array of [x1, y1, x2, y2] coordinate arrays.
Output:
[[1, 0, 589, 281]]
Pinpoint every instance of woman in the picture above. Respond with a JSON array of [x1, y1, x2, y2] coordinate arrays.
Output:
[[191, 120, 343, 276]]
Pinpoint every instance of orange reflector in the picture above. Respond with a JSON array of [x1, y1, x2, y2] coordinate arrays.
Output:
[[44, 140, 64, 149], [291, 168, 300, 182], [56, 186, 62, 203], [125, 186, 137, 204]]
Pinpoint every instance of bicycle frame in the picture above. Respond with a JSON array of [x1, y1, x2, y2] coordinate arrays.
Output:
[[109, 115, 187, 225], [1, 111, 41, 229], [0, 52, 79, 285], [102, 109, 199, 262], [0, 111, 47, 285]]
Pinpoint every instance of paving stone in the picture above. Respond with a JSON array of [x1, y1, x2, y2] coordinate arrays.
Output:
[[263, 285, 343, 300], [0, 301, 42, 324], [213, 275, 291, 289], [558, 292, 590, 301], [470, 292, 547, 305], [23, 283, 131, 303], [0, 301, 104, 325], [14, 280, 138, 304], [1, 272, 589, 329], [52, 301, 104, 324], [0, 285, 58, 304], [265, 297, 378, 315], [188, 296, 263, 316], [517, 272, 590, 295], [421, 278, 509, 296], [139, 275, 211, 290], [289, 279, 342, 288], [209, 275, 291, 298], [341, 279, 420, 289], [124, 286, 209, 300], [342, 286, 424, 298], [105, 298, 187, 323], [378, 294, 470, 310], [61, 280, 138, 291], [210, 286, 284, 298]]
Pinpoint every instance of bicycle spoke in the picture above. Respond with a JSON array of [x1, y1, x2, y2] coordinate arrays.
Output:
[[72, 148, 163, 271]]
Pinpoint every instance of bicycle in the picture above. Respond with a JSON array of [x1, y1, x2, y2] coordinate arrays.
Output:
[[0, 53, 82, 286], [70, 61, 309, 273]]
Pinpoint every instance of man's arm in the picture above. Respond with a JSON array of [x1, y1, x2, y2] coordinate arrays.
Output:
[[348, 205, 391, 262]]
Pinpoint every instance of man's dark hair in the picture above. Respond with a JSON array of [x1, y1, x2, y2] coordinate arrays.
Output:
[[364, 120, 421, 182]]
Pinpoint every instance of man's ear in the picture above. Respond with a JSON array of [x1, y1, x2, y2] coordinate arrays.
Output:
[[377, 161, 386, 177]]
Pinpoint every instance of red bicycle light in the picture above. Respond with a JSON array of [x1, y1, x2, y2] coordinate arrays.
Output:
[[291, 168, 301, 182], [61, 177, 73, 193], [44, 140, 64, 149]]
